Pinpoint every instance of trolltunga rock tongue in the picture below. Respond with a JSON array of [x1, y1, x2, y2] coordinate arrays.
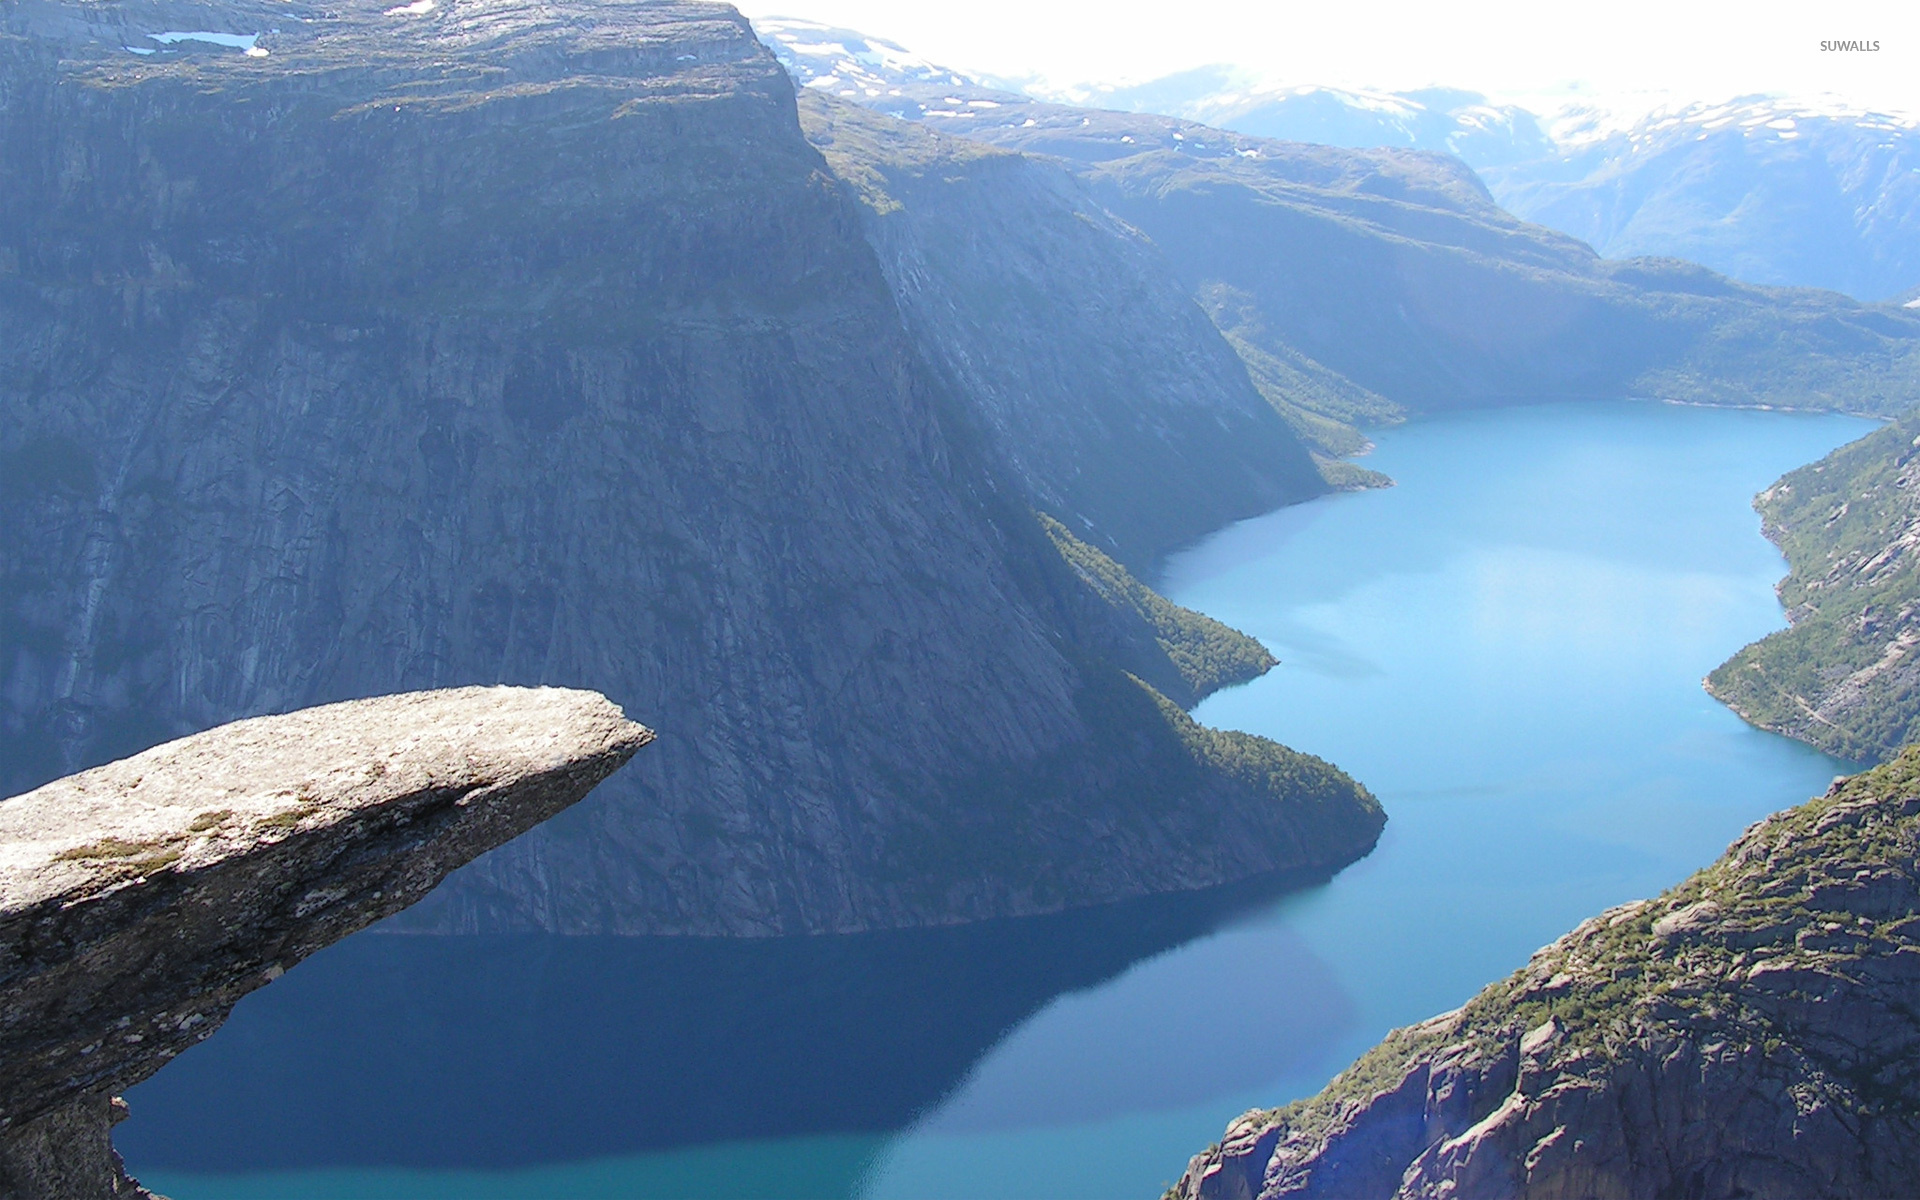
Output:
[[0, 686, 650, 1198]]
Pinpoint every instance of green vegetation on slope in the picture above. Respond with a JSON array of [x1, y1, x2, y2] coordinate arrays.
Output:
[[1708, 415, 1920, 762], [888, 660, 1383, 915], [1303, 747, 1920, 1118], [1038, 512, 1275, 703], [1176, 748, 1920, 1199], [1199, 284, 1398, 489]]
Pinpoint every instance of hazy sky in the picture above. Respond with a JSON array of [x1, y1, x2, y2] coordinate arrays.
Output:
[[737, 0, 1920, 113]]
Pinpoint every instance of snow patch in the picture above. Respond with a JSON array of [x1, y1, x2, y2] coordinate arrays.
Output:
[[383, 0, 435, 14]]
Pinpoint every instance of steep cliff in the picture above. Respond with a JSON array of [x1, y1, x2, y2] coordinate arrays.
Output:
[[1708, 416, 1920, 762], [0, 686, 650, 1199], [1175, 750, 1920, 1200], [0, 0, 1382, 936], [800, 92, 1328, 572]]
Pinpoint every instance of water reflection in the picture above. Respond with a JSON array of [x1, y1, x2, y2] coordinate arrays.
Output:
[[118, 870, 1348, 1175]]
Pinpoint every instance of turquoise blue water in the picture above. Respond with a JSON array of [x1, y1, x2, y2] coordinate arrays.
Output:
[[129, 400, 1875, 1199]]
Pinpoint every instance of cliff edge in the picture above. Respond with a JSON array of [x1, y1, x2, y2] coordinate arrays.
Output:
[[1176, 748, 1920, 1200], [0, 0, 1379, 937], [0, 686, 650, 1198]]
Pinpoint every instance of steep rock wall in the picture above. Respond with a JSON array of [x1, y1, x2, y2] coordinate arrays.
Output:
[[0, 0, 1381, 936]]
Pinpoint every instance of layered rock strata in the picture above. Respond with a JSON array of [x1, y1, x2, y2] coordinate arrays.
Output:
[[0, 686, 649, 1199], [1175, 748, 1920, 1200]]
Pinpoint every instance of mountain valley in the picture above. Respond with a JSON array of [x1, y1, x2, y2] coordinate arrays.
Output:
[[5, 4, 1920, 1198]]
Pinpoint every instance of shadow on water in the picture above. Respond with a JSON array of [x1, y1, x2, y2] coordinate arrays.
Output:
[[117, 867, 1345, 1175]]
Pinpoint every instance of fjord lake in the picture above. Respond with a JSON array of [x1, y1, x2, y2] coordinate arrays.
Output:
[[124, 400, 1876, 1199]]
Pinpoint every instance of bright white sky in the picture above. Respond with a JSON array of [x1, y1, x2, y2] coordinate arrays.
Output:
[[737, 0, 1920, 115]]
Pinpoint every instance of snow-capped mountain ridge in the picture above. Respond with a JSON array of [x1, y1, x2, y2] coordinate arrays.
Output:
[[754, 17, 1013, 101], [753, 18, 1920, 301]]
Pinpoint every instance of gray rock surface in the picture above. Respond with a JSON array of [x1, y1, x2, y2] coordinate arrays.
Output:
[[0, 685, 649, 1199], [0, 0, 1382, 937], [1173, 749, 1920, 1200]]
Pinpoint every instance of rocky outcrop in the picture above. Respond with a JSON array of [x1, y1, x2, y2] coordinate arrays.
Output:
[[0, 686, 650, 1199], [1709, 415, 1920, 762], [1175, 748, 1920, 1200], [0, 0, 1382, 936]]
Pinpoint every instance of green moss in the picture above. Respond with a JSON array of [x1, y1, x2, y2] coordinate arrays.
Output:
[[55, 836, 159, 861], [55, 835, 184, 877], [257, 800, 319, 832]]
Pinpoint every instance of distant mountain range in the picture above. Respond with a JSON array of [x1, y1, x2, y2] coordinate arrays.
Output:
[[758, 20, 1920, 303], [1488, 98, 1920, 304]]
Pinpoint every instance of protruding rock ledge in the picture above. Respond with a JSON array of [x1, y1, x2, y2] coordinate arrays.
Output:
[[0, 686, 651, 1199]]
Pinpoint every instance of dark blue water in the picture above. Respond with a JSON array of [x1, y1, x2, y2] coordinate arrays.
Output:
[[125, 400, 1874, 1198]]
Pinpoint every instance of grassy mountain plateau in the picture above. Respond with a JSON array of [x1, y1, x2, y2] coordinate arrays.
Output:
[[0, 0, 1386, 937], [1176, 750, 1920, 1200], [1709, 415, 1920, 763]]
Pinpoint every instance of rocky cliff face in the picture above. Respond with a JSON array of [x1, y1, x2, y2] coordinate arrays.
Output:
[[0, 0, 1382, 937], [799, 93, 1327, 572], [0, 686, 649, 1199], [1709, 416, 1920, 762], [1175, 749, 1920, 1200]]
